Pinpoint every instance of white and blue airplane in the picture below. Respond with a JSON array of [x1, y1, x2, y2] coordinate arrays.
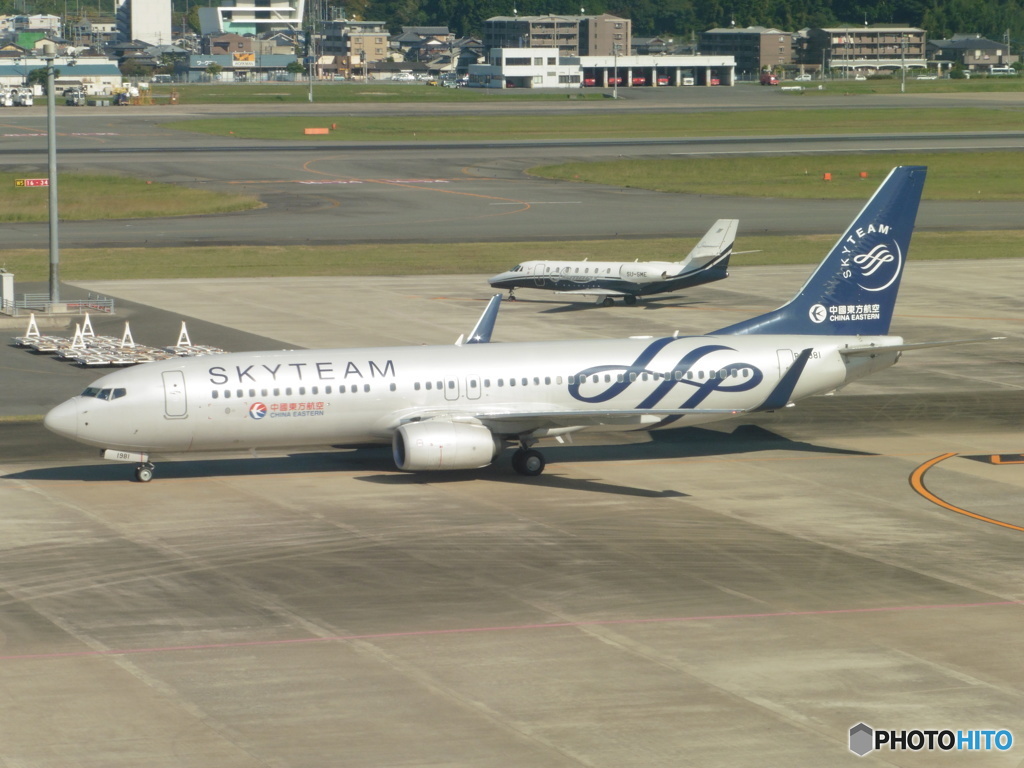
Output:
[[44, 166, 989, 482], [488, 218, 737, 306]]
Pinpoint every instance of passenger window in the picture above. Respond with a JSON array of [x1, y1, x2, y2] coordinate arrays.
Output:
[[363, 384, 370, 392], [521, 378, 527, 386], [414, 382, 421, 391], [389, 383, 396, 392], [425, 382, 432, 390], [497, 379, 504, 387], [261, 389, 268, 397], [237, 389, 243, 398], [312, 386, 318, 395], [470, 380, 478, 388], [224, 390, 231, 399], [629, 372, 637, 382], [299, 387, 306, 395], [325, 386, 332, 394], [509, 378, 516, 387], [340, 385, 347, 393], [604, 374, 611, 383], [544, 377, 551, 385], [273, 388, 280, 396], [249, 389, 255, 397], [285, 388, 292, 396], [212, 390, 219, 399]]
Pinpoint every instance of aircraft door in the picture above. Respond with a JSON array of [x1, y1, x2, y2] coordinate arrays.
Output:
[[443, 376, 459, 401], [466, 374, 481, 400], [777, 349, 795, 377], [162, 370, 188, 419], [534, 264, 546, 286]]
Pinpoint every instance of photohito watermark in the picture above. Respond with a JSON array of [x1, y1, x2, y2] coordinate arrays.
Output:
[[849, 723, 1013, 757]]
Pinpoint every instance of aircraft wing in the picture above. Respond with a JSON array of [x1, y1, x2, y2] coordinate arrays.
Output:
[[554, 288, 632, 297], [475, 407, 744, 431]]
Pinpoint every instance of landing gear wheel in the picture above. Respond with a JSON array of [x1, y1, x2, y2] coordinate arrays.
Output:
[[512, 448, 545, 477], [601, 297, 614, 307], [624, 295, 638, 306], [508, 289, 517, 302], [135, 463, 154, 483]]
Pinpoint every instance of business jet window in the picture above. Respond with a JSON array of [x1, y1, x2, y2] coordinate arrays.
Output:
[[604, 374, 611, 383], [617, 374, 625, 383]]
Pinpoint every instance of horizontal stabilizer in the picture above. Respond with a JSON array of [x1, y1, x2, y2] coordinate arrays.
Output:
[[839, 337, 1006, 357]]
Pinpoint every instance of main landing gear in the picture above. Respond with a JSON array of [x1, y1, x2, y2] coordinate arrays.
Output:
[[511, 447, 545, 476], [135, 462, 155, 482], [599, 295, 638, 307]]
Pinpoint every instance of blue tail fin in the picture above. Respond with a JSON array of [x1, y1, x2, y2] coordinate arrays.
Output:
[[714, 166, 926, 336]]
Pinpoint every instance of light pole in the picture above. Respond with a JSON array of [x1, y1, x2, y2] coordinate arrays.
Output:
[[23, 44, 70, 306]]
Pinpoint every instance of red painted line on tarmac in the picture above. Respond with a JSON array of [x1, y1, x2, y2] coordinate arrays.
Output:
[[3, 600, 1019, 662]]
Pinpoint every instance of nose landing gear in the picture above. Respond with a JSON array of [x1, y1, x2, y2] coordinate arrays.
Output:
[[135, 463, 155, 482]]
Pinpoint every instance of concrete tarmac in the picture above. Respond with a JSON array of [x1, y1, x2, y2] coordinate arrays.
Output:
[[1, 259, 1022, 766]]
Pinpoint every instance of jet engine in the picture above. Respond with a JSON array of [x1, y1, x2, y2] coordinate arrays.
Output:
[[392, 421, 502, 471]]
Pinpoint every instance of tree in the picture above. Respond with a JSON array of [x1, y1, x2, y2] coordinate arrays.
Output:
[[27, 67, 58, 92], [205, 62, 223, 80], [285, 60, 305, 75]]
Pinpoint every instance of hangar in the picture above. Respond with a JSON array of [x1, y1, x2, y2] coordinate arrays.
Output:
[[468, 48, 735, 88]]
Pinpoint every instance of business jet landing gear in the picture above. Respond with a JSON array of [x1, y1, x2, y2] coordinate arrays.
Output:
[[135, 462, 155, 482], [507, 288, 517, 302], [511, 447, 545, 477], [601, 297, 614, 307], [623, 295, 638, 306]]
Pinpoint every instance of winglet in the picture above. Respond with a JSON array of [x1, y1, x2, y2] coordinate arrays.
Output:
[[462, 294, 503, 345], [752, 348, 814, 412]]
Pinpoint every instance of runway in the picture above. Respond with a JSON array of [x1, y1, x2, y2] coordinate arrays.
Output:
[[2, 258, 1022, 766], [1, 90, 1023, 248]]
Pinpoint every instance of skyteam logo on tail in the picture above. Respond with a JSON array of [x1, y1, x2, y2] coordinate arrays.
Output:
[[842, 224, 902, 292]]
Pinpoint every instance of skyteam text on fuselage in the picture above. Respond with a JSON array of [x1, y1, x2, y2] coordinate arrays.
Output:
[[44, 166, 994, 482], [488, 219, 737, 306]]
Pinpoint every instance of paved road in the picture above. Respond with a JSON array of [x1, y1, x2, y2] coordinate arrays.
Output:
[[1, 263, 1022, 767]]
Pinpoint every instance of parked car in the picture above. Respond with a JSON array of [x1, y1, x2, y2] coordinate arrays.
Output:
[[631, 76, 646, 86], [656, 76, 670, 85], [759, 72, 779, 85], [794, 74, 812, 82]]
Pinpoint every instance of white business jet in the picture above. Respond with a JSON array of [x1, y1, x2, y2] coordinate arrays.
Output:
[[488, 218, 737, 305], [45, 166, 988, 482]]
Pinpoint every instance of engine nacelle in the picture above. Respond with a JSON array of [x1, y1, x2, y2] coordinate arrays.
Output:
[[392, 421, 502, 471]]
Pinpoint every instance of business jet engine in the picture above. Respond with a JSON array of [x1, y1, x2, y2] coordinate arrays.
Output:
[[392, 420, 503, 471]]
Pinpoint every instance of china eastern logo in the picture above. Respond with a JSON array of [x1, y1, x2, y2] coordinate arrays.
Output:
[[840, 223, 902, 292], [249, 402, 268, 420]]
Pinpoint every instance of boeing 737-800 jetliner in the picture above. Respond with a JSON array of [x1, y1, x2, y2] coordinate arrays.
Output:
[[488, 218, 737, 305], [44, 166, 990, 482]]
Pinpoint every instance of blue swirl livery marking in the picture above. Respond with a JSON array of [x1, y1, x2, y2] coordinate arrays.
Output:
[[853, 241, 902, 292], [569, 340, 764, 422]]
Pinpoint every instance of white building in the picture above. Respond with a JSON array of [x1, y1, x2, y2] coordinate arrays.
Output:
[[116, 0, 172, 45], [197, 0, 305, 36], [468, 47, 735, 88], [468, 48, 582, 88]]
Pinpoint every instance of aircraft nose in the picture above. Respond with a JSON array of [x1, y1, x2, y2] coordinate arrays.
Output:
[[43, 398, 79, 440]]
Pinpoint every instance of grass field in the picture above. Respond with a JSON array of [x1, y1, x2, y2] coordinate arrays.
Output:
[[152, 82, 603, 105], [152, 77, 1023, 105], [530, 152, 1024, 200], [163, 106, 1024, 142], [0, 173, 261, 222], [4, 230, 1022, 282]]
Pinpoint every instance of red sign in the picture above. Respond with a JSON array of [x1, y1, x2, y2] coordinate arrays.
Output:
[[15, 178, 49, 187]]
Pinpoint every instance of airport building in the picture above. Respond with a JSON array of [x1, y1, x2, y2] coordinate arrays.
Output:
[[700, 26, 794, 75], [468, 47, 735, 88]]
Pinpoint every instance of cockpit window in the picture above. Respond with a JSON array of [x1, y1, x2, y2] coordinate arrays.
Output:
[[81, 387, 126, 400]]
